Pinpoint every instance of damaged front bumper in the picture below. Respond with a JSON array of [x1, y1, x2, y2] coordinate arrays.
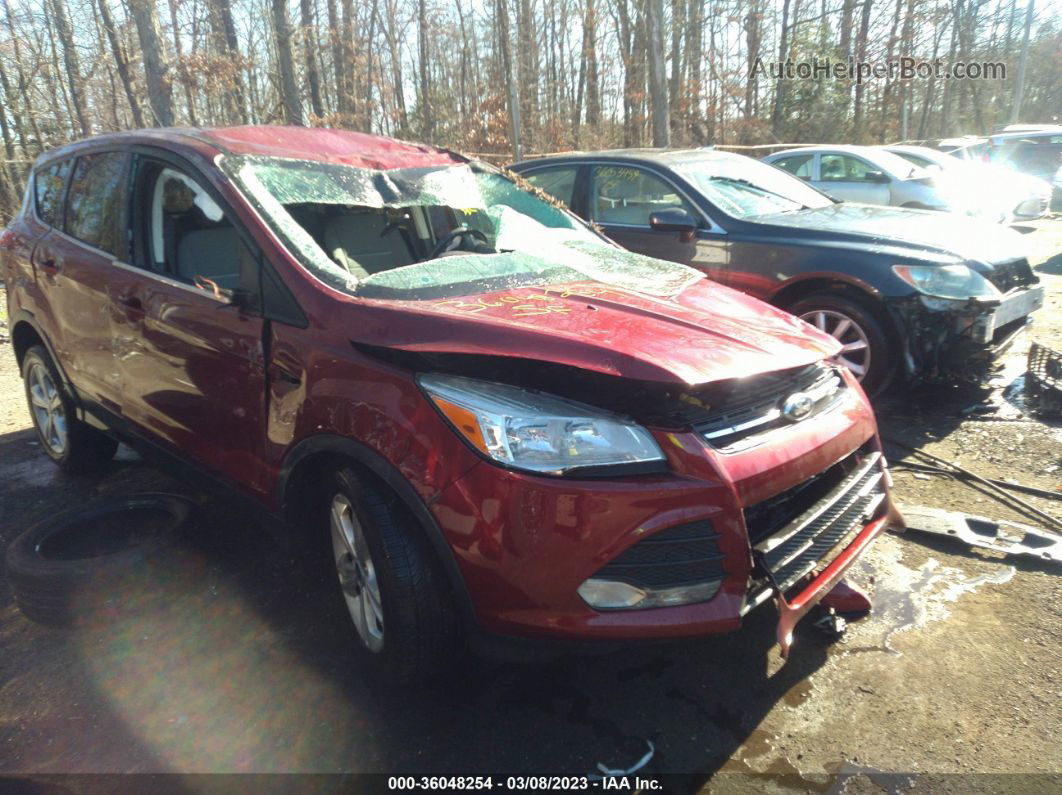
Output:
[[889, 285, 1045, 382], [741, 449, 905, 655]]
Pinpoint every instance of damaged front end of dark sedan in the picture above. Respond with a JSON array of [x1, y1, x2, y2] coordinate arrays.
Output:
[[885, 255, 1044, 384]]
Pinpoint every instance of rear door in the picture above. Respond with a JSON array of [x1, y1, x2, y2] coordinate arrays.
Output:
[[587, 164, 729, 284], [36, 152, 130, 413], [114, 152, 271, 496]]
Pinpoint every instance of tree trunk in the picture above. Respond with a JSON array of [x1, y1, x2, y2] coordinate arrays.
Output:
[[271, 0, 304, 125], [130, 0, 175, 126], [50, 0, 91, 135], [300, 0, 324, 119], [585, 0, 600, 127], [852, 0, 872, 141], [646, 0, 669, 146], [771, 0, 792, 137], [96, 0, 145, 127]]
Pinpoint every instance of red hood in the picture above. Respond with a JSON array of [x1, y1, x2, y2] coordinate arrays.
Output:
[[347, 279, 841, 385]]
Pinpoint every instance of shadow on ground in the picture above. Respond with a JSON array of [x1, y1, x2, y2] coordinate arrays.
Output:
[[0, 426, 840, 786]]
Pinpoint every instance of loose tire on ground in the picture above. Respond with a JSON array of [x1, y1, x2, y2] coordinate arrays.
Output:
[[4, 494, 193, 627]]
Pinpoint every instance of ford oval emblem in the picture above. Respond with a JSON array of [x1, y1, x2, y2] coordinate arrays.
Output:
[[781, 392, 815, 422]]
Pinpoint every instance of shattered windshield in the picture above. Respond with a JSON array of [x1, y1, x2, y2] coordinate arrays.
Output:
[[675, 156, 833, 218], [222, 155, 704, 300]]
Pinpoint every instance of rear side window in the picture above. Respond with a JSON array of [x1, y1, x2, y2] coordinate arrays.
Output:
[[65, 152, 129, 257], [34, 160, 72, 227], [524, 167, 579, 207]]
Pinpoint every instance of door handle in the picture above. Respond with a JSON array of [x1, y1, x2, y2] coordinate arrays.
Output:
[[117, 295, 146, 319]]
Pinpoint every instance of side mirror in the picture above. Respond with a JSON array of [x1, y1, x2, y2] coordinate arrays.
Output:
[[649, 208, 698, 237], [864, 170, 891, 183]]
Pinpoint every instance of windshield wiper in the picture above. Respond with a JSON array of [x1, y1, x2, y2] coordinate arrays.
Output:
[[708, 176, 809, 210]]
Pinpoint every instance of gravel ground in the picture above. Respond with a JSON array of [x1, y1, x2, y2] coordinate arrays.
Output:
[[0, 220, 1059, 790]]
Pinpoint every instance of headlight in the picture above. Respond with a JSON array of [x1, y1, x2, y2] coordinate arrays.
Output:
[[418, 373, 666, 475], [892, 264, 1000, 300]]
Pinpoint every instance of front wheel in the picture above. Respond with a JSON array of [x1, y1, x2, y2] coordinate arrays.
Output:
[[787, 294, 896, 397], [327, 467, 460, 685]]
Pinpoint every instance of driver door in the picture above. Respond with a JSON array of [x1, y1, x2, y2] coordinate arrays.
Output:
[[113, 153, 270, 496], [587, 165, 728, 284]]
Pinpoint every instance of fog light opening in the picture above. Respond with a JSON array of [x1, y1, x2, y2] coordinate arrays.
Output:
[[578, 578, 722, 610]]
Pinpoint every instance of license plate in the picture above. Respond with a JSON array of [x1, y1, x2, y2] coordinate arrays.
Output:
[[993, 287, 1045, 328]]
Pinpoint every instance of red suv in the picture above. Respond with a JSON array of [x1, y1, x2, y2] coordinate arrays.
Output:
[[2, 127, 902, 682]]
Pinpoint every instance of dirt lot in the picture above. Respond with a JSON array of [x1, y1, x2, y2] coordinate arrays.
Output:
[[0, 221, 1060, 791]]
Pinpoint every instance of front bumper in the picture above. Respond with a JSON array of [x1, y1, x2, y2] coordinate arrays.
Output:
[[429, 369, 898, 647], [891, 285, 1044, 382]]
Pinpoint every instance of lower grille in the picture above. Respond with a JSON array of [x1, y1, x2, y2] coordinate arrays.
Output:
[[593, 520, 725, 591], [749, 451, 886, 594]]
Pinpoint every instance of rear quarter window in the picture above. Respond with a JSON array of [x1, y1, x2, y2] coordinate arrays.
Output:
[[34, 160, 72, 227], [64, 152, 129, 257]]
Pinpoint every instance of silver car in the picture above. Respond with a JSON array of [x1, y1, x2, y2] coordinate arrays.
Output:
[[883, 144, 1052, 223], [764, 145, 968, 212]]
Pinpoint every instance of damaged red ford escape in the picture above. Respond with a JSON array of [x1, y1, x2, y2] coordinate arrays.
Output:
[[2, 127, 903, 682]]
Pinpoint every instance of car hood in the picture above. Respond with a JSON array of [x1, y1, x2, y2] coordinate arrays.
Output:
[[753, 204, 1026, 264], [347, 278, 841, 385]]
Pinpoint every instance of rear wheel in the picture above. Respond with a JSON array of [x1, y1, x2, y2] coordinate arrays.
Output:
[[22, 345, 118, 474], [787, 294, 896, 396], [327, 467, 460, 685]]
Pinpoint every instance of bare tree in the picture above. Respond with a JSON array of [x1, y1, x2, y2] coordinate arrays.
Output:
[[130, 0, 175, 126]]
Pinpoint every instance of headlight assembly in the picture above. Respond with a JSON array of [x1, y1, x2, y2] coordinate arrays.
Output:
[[418, 373, 666, 476], [892, 264, 1000, 301]]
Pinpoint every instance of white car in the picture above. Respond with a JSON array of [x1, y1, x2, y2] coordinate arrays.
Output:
[[883, 144, 1052, 223]]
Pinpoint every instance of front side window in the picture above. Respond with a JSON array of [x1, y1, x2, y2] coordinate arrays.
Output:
[[222, 156, 704, 302], [772, 154, 814, 180], [819, 154, 878, 182], [65, 152, 129, 257], [34, 160, 72, 227], [590, 165, 697, 226], [131, 159, 255, 297], [523, 166, 579, 207]]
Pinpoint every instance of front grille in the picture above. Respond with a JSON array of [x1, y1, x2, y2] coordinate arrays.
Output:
[[593, 520, 725, 590], [748, 450, 886, 594], [692, 363, 846, 451], [986, 258, 1037, 294]]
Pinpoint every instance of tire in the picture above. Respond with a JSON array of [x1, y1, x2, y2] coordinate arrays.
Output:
[[327, 467, 460, 685], [4, 494, 193, 627], [21, 345, 118, 474], [787, 293, 896, 397]]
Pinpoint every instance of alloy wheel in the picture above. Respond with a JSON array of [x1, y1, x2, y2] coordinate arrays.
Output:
[[800, 309, 872, 381], [27, 362, 67, 455], [329, 493, 385, 652]]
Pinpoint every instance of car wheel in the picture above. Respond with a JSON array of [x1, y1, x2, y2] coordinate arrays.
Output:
[[327, 467, 460, 685], [4, 494, 192, 626], [788, 294, 895, 396], [22, 345, 118, 474]]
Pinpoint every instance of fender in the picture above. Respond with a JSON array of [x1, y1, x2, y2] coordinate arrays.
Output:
[[278, 433, 477, 630], [766, 270, 884, 303]]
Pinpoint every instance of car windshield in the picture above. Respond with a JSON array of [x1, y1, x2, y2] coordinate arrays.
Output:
[[673, 156, 833, 218], [223, 155, 704, 301]]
